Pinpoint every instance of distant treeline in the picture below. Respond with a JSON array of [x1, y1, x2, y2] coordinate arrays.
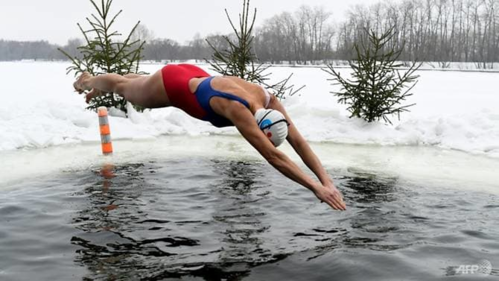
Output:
[[0, 40, 66, 61], [336, 0, 499, 67], [1, 0, 498, 67], [0, 38, 83, 61]]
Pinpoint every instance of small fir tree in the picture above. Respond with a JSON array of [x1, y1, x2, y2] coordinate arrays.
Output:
[[207, 0, 303, 100], [58, 0, 146, 113], [323, 28, 421, 124]]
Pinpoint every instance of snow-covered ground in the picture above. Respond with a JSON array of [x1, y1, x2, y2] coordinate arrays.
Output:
[[0, 61, 497, 157]]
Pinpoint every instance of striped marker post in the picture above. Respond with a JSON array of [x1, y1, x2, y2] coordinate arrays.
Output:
[[98, 107, 113, 155]]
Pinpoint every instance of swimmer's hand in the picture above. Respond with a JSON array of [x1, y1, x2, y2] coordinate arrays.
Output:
[[84, 89, 105, 103], [314, 183, 346, 211]]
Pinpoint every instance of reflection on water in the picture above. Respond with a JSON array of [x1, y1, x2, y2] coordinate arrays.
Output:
[[211, 160, 270, 260], [0, 157, 498, 280], [70, 160, 289, 280], [342, 169, 399, 204], [71, 162, 172, 279]]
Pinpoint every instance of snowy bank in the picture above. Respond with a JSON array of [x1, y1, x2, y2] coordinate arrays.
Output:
[[0, 61, 498, 158]]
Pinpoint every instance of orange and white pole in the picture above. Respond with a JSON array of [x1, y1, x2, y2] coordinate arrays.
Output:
[[98, 107, 113, 155]]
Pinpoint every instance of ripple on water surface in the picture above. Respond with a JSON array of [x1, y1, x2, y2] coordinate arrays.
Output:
[[0, 157, 498, 280]]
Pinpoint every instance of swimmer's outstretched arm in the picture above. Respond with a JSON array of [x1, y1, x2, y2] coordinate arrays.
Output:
[[269, 97, 346, 208], [269, 97, 333, 185], [226, 102, 346, 211]]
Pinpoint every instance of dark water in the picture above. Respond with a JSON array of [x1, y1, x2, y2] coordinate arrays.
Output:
[[0, 156, 498, 281]]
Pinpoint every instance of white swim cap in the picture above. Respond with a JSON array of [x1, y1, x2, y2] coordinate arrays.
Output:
[[254, 109, 289, 147]]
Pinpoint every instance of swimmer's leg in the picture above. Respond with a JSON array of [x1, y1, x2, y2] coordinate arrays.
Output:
[[124, 73, 143, 79], [74, 71, 169, 108]]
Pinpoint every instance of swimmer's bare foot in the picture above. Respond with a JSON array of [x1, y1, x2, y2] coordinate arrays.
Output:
[[73, 72, 92, 94], [85, 88, 106, 103]]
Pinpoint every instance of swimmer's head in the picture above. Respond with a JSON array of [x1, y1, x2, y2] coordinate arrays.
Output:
[[254, 109, 289, 147]]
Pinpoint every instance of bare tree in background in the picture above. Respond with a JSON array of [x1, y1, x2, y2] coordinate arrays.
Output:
[[254, 5, 335, 64], [334, 0, 499, 67], [5, 0, 499, 65], [63, 38, 84, 59], [187, 33, 211, 62], [131, 23, 155, 43]]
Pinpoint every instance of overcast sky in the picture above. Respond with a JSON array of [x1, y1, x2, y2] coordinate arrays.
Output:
[[0, 0, 372, 45]]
